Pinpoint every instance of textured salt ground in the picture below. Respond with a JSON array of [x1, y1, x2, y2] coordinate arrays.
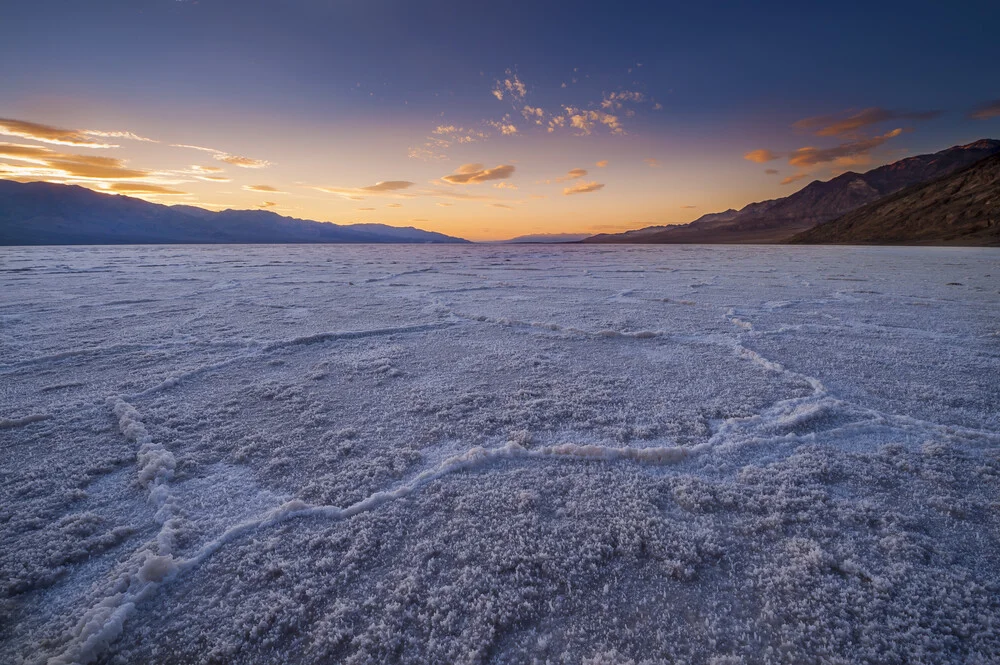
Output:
[[1, 245, 999, 665]]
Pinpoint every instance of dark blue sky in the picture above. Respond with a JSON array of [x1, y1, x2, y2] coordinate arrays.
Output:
[[2, 0, 999, 239]]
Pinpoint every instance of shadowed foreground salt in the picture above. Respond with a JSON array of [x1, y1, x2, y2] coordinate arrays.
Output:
[[1, 244, 998, 664]]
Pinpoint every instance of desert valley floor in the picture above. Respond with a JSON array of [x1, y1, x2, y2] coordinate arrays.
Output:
[[1, 244, 999, 665]]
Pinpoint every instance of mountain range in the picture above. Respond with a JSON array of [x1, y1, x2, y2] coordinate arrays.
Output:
[[790, 152, 1000, 245], [583, 139, 1000, 245], [0, 180, 466, 245]]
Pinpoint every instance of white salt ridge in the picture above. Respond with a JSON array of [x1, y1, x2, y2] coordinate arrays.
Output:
[[3, 245, 998, 665]]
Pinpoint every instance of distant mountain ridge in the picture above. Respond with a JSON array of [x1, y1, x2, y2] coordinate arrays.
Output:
[[0, 180, 467, 245], [583, 139, 1000, 244], [789, 152, 1000, 246]]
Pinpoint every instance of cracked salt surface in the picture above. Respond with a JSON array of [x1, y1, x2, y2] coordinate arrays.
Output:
[[1, 244, 999, 665]]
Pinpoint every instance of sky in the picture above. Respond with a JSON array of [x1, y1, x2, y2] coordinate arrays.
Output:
[[1, 0, 999, 241]]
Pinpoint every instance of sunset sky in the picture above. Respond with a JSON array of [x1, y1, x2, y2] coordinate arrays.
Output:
[[2, 0, 999, 241]]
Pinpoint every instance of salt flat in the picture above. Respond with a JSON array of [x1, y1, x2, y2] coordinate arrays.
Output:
[[1, 244, 998, 665]]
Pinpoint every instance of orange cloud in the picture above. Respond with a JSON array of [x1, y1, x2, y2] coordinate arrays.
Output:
[[442, 163, 515, 184], [243, 184, 281, 192], [0, 118, 134, 148], [644, 158, 660, 168], [106, 182, 186, 195], [563, 181, 604, 195], [788, 129, 903, 167], [595, 160, 609, 168], [744, 149, 780, 163], [794, 107, 939, 137], [780, 173, 809, 185], [970, 99, 1000, 120], [491, 70, 527, 102], [214, 154, 270, 169], [314, 180, 415, 199]]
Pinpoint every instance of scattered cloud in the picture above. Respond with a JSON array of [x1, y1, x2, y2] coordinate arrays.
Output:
[[744, 149, 780, 163], [486, 117, 518, 135], [493, 182, 518, 190], [441, 163, 515, 185], [432, 125, 488, 143], [601, 91, 645, 111], [491, 203, 513, 209], [436, 202, 453, 207], [260, 201, 277, 208], [356, 207, 375, 211], [387, 203, 403, 208], [644, 158, 661, 168], [521, 106, 545, 124], [780, 173, 809, 185], [565, 108, 623, 135], [563, 181, 605, 195], [0, 118, 154, 148], [680, 205, 698, 209], [492, 70, 527, 102], [970, 99, 1000, 120], [788, 128, 903, 167], [191, 165, 224, 173], [793, 107, 939, 137], [765, 168, 780, 175], [595, 160, 609, 168], [243, 184, 281, 193], [407, 145, 447, 161]]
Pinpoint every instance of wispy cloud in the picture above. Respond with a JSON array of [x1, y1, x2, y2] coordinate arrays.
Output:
[[441, 163, 515, 185], [555, 168, 587, 182], [491, 203, 514, 209], [970, 99, 1000, 120], [243, 184, 281, 193], [644, 158, 661, 168], [0, 142, 150, 179], [793, 107, 939, 137], [314, 180, 415, 199], [595, 160, 609, 168], [106, 182, 185, 195], [563, 181, 604, 195], [170, 142, 270, 168], [0, 118, 155, 148], [214, 154, 270, 169], [788, 128, 903, 167], [780, 173, 809, 185], [765, 168, 779, 175]]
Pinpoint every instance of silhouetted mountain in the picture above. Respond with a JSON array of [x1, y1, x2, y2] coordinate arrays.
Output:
[[0, 180, 467, 245], [789, 153, 1000, 246], [583, 139, 1000, 244]]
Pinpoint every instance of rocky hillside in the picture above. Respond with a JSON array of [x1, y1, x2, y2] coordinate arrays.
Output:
[[583, 139, 1000, 244], [789, 153, 1000, 246]]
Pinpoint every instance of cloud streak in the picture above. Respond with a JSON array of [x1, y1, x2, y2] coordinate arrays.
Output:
[[793, 107, 939, 137], [441, 163, 515, 185], [970, 99, 1000, 120], [788, 128, 903, 167], [563, 181, 604, 195], [0, 118, 155, 148]]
